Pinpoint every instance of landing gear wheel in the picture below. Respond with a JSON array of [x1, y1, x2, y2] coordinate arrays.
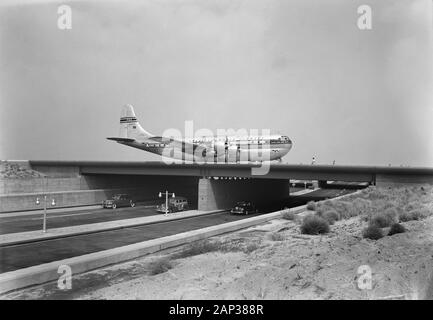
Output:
[[112, 203, 117, 209]]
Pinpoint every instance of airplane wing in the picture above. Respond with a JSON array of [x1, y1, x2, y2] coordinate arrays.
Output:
[[106, 137, 136, 143], [149, 136, 207, 154]]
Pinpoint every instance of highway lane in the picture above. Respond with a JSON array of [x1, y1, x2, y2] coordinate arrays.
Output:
[[0, 210, 254, 273], [0, 205, 166, 235], [0, 188, 359, 274], [284, 188, 356, 207]]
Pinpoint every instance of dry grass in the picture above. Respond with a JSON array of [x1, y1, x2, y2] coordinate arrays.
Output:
[[316, 185, 433, 224], [173, 239, 260, 259], [319, 209, 339, 225], [306, 201, 316, 211], [174, 240, 221, 259]]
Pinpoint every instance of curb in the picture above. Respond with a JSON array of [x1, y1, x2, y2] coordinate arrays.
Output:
[[0, 206, 307, 295]]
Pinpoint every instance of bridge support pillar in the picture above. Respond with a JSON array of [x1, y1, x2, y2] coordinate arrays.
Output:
[[198, 178, 290, 211]]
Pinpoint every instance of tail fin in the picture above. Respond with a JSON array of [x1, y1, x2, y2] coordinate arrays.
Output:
[[118, 104, 154, 140]]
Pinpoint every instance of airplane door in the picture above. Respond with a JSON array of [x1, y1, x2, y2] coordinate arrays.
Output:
[[212, 140, 217, 163], [224, 137, 228, 163]]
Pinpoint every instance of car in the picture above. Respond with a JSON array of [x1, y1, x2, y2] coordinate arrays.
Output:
[[102, 194, 136, 209], [230, 201, 257, 215], [156, 196, 189, 214]]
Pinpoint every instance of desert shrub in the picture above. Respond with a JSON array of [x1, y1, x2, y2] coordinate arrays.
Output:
[[370, 210, 396, 228], [399, 210, 421, 222], [306, 201, 316, 211], [388, 223, 406, 236], [408, 208, 430, 220], [269, 232, 285, 241], [316, 200, 332, 211], [149, 257, 173, 275], [362, 225, 384, 240], [300, 215, 330, 235], [321, 210, 339, 225], [243, 243, 260, 253], [282, 211, 297, 221], [370, 213, 393, 228]]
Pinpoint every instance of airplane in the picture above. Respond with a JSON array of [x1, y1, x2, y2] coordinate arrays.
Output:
[[107, 104, 293, 163]]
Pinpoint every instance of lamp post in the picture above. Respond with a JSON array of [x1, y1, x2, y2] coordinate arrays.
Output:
[[36, 177, 56, 233], [158, 190, 175, 216], [36, 195, 56, 233]]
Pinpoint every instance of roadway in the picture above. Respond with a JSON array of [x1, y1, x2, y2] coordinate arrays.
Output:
[[285, 187, 355, 207], [0, 210, 257, 273], [0, 205, 165, 235]]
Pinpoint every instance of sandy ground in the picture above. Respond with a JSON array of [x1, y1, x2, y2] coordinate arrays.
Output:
[[83, 217, 433, 300], [5, 210, 433, 300]]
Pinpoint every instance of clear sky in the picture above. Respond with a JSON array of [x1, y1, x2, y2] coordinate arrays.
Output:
[[0, 0, 432, 166]]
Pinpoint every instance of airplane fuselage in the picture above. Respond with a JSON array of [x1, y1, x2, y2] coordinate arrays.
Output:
[[118, 134, 293, 163]]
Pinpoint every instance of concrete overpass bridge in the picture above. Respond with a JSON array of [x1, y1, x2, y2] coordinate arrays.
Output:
[[30, 161, 433, 185], [1, 161, 432, 213], [30, 160, 433, 185]]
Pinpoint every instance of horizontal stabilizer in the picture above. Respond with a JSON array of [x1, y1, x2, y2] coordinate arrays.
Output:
[[106, 137, 135, 143]]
